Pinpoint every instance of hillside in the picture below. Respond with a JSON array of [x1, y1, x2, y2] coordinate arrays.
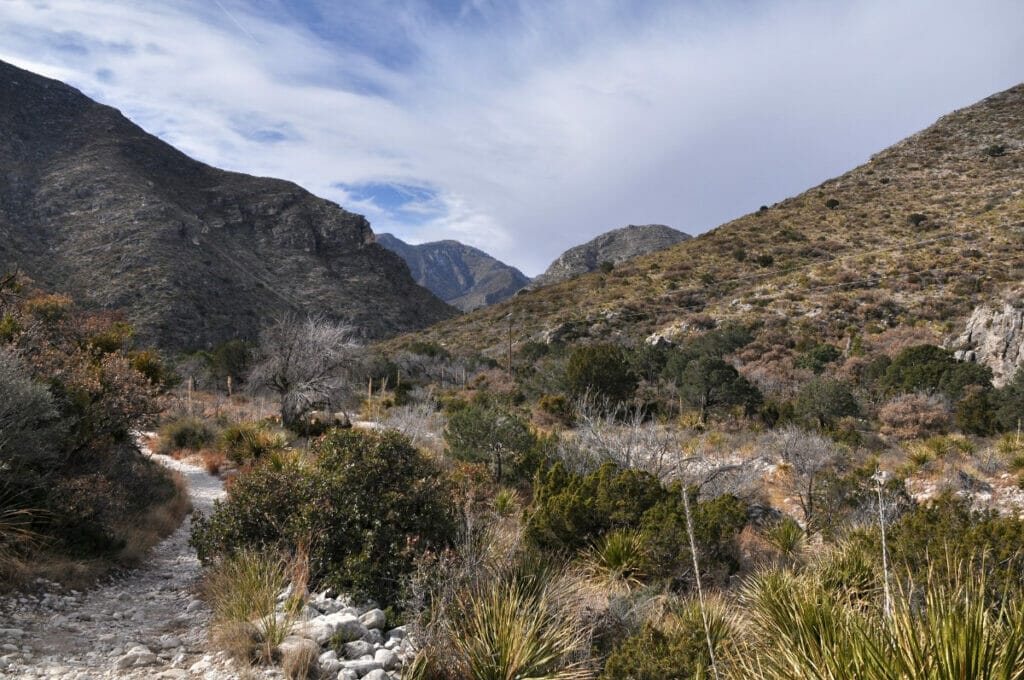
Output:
[[387, 84, 1024, 357], [376, 233, 529, 311], [0, 60, 457, 351], [530, 223, 690, 288]]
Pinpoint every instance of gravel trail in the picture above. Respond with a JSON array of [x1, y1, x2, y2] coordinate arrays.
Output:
[[0, 441, 247, 679]]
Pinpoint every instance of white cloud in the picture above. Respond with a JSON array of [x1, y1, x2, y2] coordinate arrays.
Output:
[[0, 0, 1022, 275]]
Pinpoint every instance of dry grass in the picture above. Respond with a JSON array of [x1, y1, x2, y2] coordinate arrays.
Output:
[[116, 469, 192, 565]]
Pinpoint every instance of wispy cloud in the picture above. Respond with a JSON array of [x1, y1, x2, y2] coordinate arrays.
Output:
[[0, 0, 1021, 274]]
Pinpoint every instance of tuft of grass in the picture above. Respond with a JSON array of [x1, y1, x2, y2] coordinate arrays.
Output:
[[158, 417, 217, 455], [493, 487, 519, 517], [204, 550, 306, 665]]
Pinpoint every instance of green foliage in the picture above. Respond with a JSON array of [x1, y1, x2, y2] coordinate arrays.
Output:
[[191, 429, 457, 604], [794, 343, 842, 374], [985, 143, 1007, 157], [793, 378, 860, 429], [158, 417, 217, 454], [887, 491, 1024, 600], [407, 340, 451, 360], [825, 198, 840, 210], [601, 620, 709, 680], [565, 344, 638, 404], [954, 385, 997, 435], [445, 404, 546, 484], [993, 368, 1024, 432], [883, 345, 992, 400], [583, 529, 647, 591], [206, 339, 253, 382], [754, 253, 775, 267], [677, 356, 761, 421], [908, 212, 928, 226], [129, 350, 177, 389], [599, 261, 615, 274], [527, 462, 747, 586]]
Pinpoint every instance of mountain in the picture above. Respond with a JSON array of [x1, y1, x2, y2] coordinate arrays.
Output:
[[384, 84, 1024, 357], [530, 224, 691, 288], [375, 234, 529, 311], [0, 60, 457, 351]]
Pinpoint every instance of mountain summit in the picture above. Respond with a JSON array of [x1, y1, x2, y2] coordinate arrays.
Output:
[[375, 234, 529, 311], [531, 224, 691, 288], [0, 60, 456, 350]]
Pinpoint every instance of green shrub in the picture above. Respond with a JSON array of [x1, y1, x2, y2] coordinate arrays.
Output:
[[601, 600, 730, 680], [191, 429, 457, 605], [565, 344, 638, 404], [793, 378, 860, 429], [158, 417, 217, 454], [527, 462, 748, 586], [883, 345, 992, 401], [445, 404, 546, 484], [794, 343, 842, 374]]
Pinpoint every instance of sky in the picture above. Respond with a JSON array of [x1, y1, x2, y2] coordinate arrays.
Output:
[[1, 1, 1022, 276]]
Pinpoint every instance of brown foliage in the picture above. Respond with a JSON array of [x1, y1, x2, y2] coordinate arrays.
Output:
[[879, 392, 951, 440]]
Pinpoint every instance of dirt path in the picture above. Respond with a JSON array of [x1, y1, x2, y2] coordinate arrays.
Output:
[[0, 442, 244, 680]]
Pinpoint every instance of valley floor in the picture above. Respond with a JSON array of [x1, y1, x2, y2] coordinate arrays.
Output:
[[0, 446, 250, 680]]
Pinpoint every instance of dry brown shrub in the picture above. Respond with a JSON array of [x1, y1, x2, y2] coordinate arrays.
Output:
[[200, 449, 228, 475], [879, 393, 951, 440], [867, 326, 943, 357]]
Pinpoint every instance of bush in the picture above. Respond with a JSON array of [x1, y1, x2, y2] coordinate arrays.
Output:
[[191, 429, 457, 605], [878, 392, 951, 439], [793, 343, 842, 374], [882, 345, 992, 401], [526, 462, 748, 586], [445, 404, 547, 484], [565, 344, 638, 404], [158, 417, 218, 455], [793, 378, 859, 429]]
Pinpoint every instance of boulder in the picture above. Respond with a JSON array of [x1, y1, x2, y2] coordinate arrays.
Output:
[[359, 608, 387, 630]]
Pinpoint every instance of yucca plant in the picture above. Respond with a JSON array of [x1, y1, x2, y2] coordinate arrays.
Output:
[[444, 577, 593, 680], [583, 529, 648, 591], [764, 517, 806, 566], [729, 565, 1024, 680], [220, 421, 290, 465], [493, 487, 519, 518]]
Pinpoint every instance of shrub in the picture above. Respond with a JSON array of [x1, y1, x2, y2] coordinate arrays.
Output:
[[878, 392, 950, 439], [882, 345, 992, 400], [985, 143, 1007, 157], [191, 429, 457, 605], [445, 404, 546, 484], [129, 350, 176, 389], [793, 343, 842, 374], [158, 417, 218, 455], [566, 344, 638, 404], [600, 600, 731, 680], [825, 198, 840, 209], [527, 462, 748, 586], [793, 378, 859, 429], [677, 356, 762, 423], [583, 529, 647, 591], [907, 212, 928, 226]]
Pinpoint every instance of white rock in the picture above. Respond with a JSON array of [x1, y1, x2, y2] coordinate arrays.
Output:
[[359, 609, 386, 630], [342, 640, 375, 659], [362, 670, 389, 680], [374, 647, 401, 671], [341, 659, 383, 676], [338, 670, 359, 680]]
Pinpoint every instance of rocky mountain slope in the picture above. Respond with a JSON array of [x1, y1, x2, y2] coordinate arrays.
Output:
[[375, 233, 529, 311], [530, 224, 690, 288], [0, 60, 456, 351], [385, 84, 1024, 356]]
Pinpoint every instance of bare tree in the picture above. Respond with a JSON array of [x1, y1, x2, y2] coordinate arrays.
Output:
[[770, 425, 842, 531], [248, 315, 360, 427]]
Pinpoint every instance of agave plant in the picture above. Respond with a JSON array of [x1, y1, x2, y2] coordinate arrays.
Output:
[[764, 517, 806, 566]]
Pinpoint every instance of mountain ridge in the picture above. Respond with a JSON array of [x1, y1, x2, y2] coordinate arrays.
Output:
[[375, 233, 529, 311], [0, 60, 457, 350]]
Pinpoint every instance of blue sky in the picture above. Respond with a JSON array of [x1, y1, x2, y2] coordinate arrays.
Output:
[[1, 0, 1022, 275]]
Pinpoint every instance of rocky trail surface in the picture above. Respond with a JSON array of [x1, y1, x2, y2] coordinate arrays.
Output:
[[0, 444, 255, 680]]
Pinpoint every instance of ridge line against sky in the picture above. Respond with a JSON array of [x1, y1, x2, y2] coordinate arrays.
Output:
[[1, 0, 1022, 275]]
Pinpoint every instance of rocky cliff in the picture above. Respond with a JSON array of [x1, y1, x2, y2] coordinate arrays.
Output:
[[531, 224, 690, 288], [376, 234, 529, 311], [953, 296, 1024, 387], [0, 60, 457, 350]]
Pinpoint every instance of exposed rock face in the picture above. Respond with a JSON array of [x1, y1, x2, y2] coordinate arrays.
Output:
[[0, 60, 456, 350], [953, 299, 1024, 387], [375, 233, 529, 311], [531, 224, 690, 288]]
